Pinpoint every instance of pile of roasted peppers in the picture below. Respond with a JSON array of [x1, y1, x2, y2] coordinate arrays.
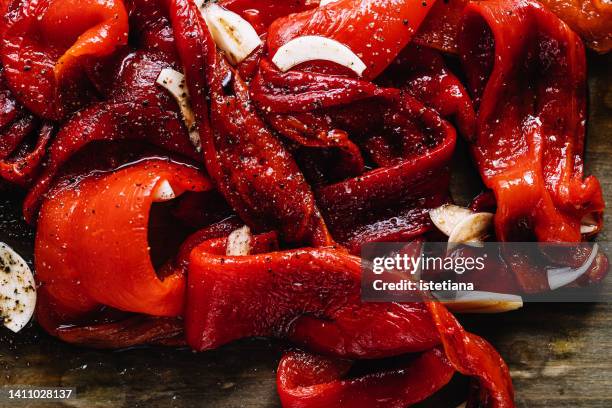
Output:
[[1, 0, 610, 406]]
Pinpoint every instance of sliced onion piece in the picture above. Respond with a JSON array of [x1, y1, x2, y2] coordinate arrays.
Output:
[[200, 3, 262, 65], [0, 243, 36, 333], [226, 226, 253, 256], [439, 291, 523, 314], [272, 35, 367, 76], [319, 0, 339, 5], [152, 180, 176, 202], [156, 68, 201, 152], [547, 243, 598, 290], [447, 212, 494, 249], [430, 204, 474, 236], [580, 213, 599, 235]]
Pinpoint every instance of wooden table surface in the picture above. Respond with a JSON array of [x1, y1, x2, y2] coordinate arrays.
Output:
[[0, 52, 610, 408]]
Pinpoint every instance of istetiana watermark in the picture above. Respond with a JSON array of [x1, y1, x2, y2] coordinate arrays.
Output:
[[361, 242, 611, 303]]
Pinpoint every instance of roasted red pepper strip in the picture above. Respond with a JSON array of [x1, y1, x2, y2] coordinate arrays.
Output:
[[380, 43, 476, 140], [186, 242, 439, 356], [267, 0, 435, 79], [536, 0, 612, 53], [414, 0, 468, 54], [317, 95, 456, 253], [35, 158, 211, 335], [168, 0, 333, 246], [187, 232, 514, 405], [37, 292, 185, 349], [459, 0, 604, 242], [277, 348, 455, 408], [414, 0, 612, 54], [251, 60, 399, 113], [53, 313, 186, 349], [1, 0, 128, 119], [264, 111, 365, 181], [427, 301, 515, 408], [219, 0, 317, 35], [126, 0, 179, 56]]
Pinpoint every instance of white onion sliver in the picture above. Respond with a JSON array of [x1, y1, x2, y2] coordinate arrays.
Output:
[[0, 242, 36, 333], [447, 212, 494, 251], [156, 68, 201, 152], [547, 243, 598, 290], [272, 35, 367, 76], [152, 180, 176, 202], [201, 3, 262, 65], [438, 291, 523, 314], [429, 204, 474, 236], [319, 0, 339, 5], [580, 224, 598, 234], [226, 226, 253, 256], [580, 213, 599, 235]]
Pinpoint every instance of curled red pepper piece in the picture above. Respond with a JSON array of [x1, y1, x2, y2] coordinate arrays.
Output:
[[427, 301, 515, 408], [459, 0, 604, 242], [35, 158, 211, 335], [265, 111, 365, 181], [126, 0, 179, 56], [277, 348, 455, 408], [1, 0, 128, 119], [219, 0, 317, 34], [267, 0, 435, 79], [380, 44, 476, 140], [52, 313, 186, 349]]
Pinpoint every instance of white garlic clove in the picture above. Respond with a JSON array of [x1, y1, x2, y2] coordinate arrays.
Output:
[[0, 243, 36, 333]]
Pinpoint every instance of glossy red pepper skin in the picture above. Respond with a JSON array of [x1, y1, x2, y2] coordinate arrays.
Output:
[[379, 43, 476, 140], [277, 348, 455, 408], [219, 0, 316, 35], [267, 0, 435, 79], [414, 0, 469, 54], [35, 158, 211, 336], [186, 242, 439, 356], [316, 95, 456, 253], [0, 67, 53, 185], [187, 232, 514, 406], [168, 0, 334, 246], [251, 60, 399, 114], [250, 52, 457, 253], [414, 0, 612, 54], [427, 302, 515, 408], [1, 0, 128, 119], [459, 0, 604, 243], [22, 50, 200, 223]]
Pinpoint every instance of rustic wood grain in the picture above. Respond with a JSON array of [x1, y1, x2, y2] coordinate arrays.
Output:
[[0, 53, 610, 408]]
